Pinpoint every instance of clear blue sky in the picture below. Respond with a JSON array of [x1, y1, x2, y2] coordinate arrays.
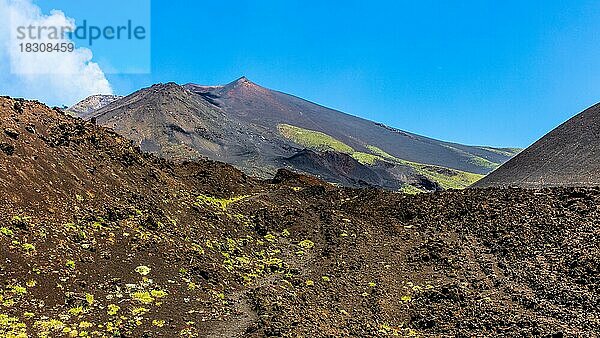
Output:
[[38, 0, 600, 148]]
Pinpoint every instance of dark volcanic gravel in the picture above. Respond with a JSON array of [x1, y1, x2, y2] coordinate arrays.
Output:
[[0, 97, 598, 337]]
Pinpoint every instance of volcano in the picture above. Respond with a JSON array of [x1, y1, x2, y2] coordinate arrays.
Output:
[[475, 102, 600, 187], [75, 78, 519, 190]]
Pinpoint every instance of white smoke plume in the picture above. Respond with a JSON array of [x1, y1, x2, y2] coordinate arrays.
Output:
[[0, 0, 113, 107]]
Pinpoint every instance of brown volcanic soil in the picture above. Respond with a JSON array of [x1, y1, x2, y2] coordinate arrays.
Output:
[[0, 97, 598, 337]]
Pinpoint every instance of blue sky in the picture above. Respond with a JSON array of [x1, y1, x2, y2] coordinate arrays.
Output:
[[33, 0, 600, 148]]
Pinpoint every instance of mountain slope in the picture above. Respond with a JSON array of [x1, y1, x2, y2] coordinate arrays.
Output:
[[185, 77, 517, 174], [78, 78, 518, 191], [474, 102, 600, 187], [0, 96, 597, 336], [85, 83, 298, 177], [66, 94, 122, 116], [281, 149, 441, 191], [88, 83, 241, 162]]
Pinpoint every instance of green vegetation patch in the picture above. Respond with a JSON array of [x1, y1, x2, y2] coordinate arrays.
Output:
[[278, 124, 389, 166], [0, 314, 28, 337], [131, 291, 155, 304], [277, 124, 484, 189], [298, 240, 315, 249], [468, 155, 500, 170], [195, 194, 249, 211], [278, 124, 354, 154], [366, 145, 398, 162], [477, 146, 522, 157], [441, 144, 501, 170], [366, 145, 483, 189], [419, 166, 483, 189], [351, 152, 384, 165], [135, 265, 151, 276]]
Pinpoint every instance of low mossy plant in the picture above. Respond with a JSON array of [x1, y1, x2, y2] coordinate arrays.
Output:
[[195, 194, 249, 211], [278, 124, 354, 154], [134, 266, 151, 276], [298, 240, 314, 249], [131, 291, 154, 304]]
